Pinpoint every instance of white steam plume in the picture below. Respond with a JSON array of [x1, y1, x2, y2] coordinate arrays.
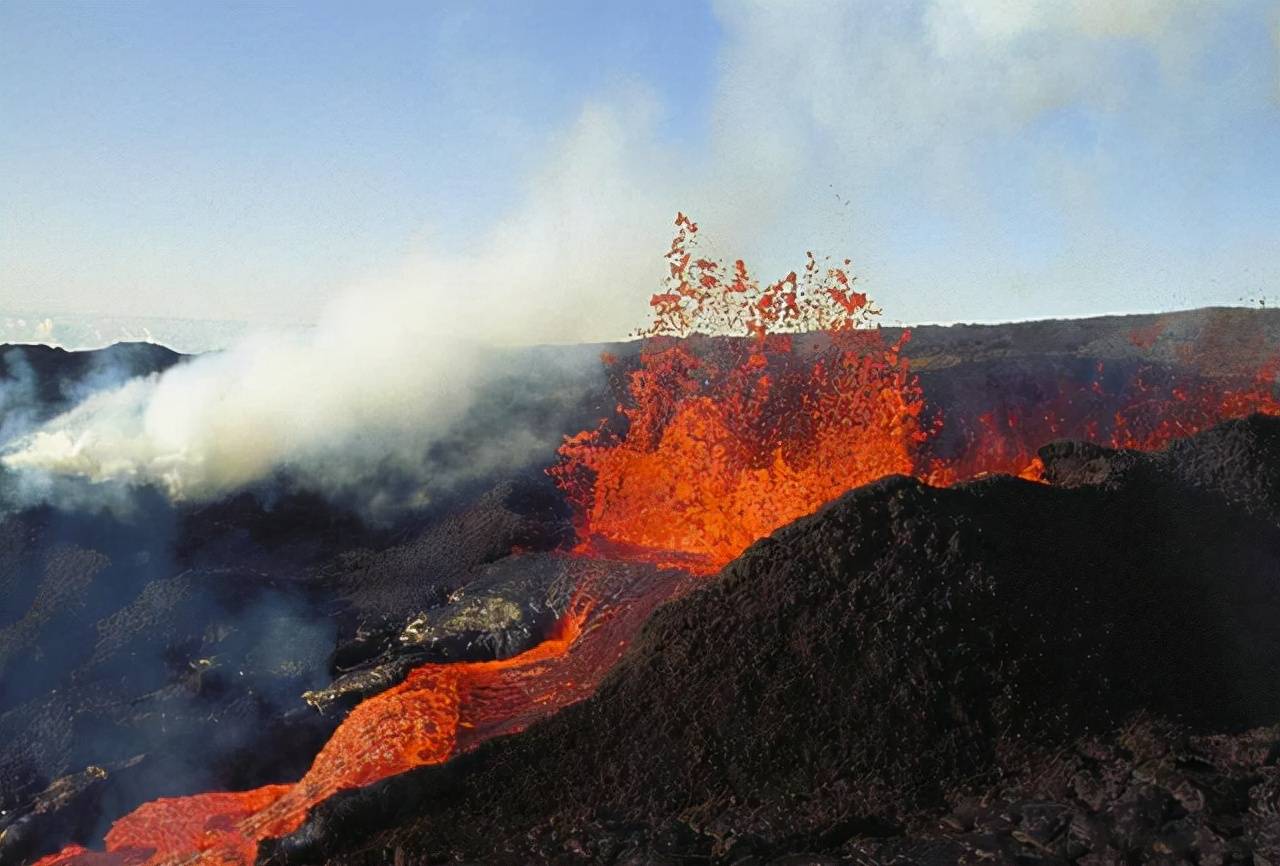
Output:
[[1, 97, 682, 510], [3, 308, 483, 507]]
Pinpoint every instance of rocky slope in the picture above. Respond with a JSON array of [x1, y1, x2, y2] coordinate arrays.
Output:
[[266, 415, 1280, 865], [5, 307, 1280, 865]]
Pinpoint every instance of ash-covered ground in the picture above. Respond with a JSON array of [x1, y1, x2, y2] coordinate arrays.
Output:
[[3, 307, 1280, 865]]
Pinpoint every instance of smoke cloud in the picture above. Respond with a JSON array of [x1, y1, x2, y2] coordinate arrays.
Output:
[[0, 91, 689, 512], [2, 310, 492, 513]]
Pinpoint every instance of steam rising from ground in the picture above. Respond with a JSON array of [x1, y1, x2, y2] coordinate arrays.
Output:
[[1, 300, 493, 513], [1, 89, 682, 511], [1, 100, 667, 512]]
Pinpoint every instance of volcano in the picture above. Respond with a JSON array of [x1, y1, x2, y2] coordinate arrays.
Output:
[[268, 413, 1280, 865], [6, 241, 1280, 866]]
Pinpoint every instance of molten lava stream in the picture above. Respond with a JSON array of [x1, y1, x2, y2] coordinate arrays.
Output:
[[37, 215, 1280, 866], [551, 214, 935, 567], [36, 559, 696, 866], [552, 215, 1280, 569]]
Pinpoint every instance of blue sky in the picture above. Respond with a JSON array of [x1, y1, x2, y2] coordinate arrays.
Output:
[[2, 1, 1279, 341], [0, 1, 719, 324]]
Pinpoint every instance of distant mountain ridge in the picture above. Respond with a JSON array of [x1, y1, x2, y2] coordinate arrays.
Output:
[[0, 313, 311, 354], [5, 305, 1277, 360]]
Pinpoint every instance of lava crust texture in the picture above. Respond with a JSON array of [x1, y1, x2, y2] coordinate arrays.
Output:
[[268, 415, 1280, 865]]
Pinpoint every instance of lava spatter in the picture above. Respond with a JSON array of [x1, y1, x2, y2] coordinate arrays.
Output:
[[552, 215, 931, 567], [553, 217, 1280, 566]]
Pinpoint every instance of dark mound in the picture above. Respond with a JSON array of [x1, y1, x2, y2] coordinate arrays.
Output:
[[268, 415, 1280, 865], [0, 342, 182, 422]]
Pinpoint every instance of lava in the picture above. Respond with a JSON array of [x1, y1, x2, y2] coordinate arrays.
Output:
[[553, 217, 1280, 567], [35, 215, 1280, 865], [551, 215, 931, 567], [34, 560, 697, 866], [920, 359, 1280, 487]]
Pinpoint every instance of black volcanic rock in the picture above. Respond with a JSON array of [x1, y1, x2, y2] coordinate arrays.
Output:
[[842, 718, 1280, 865], [324, 475, 574, 623], [0, 342, 182, 425], [308, 552, 578, 715], [0, 471, 575, 864], [269, 415, 1280, 865], [0, 549, 338, 853], [1040, 412, 1280, 520]]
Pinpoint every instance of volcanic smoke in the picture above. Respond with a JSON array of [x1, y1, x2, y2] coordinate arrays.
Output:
[[28, 215, 1280, 866]]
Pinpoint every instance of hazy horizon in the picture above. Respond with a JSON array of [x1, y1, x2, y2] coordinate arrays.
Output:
[[4, 301, 1279, 355]]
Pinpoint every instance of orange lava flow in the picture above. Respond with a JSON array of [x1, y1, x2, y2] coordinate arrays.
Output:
[[35, 560, 696, 866], [36, 215, 1280, 866], [921, 359, 1280, 487], [551, 214, 931, 567], [552, 215, 1280, 569]]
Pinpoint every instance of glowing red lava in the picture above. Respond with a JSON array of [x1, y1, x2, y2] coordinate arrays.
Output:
[[35, 562, 696, 866], [551, 213, 931, 567], [38, 215, 1280, 866], [554, 217, 1280, 567]]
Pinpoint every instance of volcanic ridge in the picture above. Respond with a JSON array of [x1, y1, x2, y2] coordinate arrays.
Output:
[[266, 413, 1280, 866], [4, 301, 1280, 866]]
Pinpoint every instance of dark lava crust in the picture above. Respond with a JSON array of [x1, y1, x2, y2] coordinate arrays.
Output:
[[265, 415, 1280, 866], [0, 475, 577, 865]]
